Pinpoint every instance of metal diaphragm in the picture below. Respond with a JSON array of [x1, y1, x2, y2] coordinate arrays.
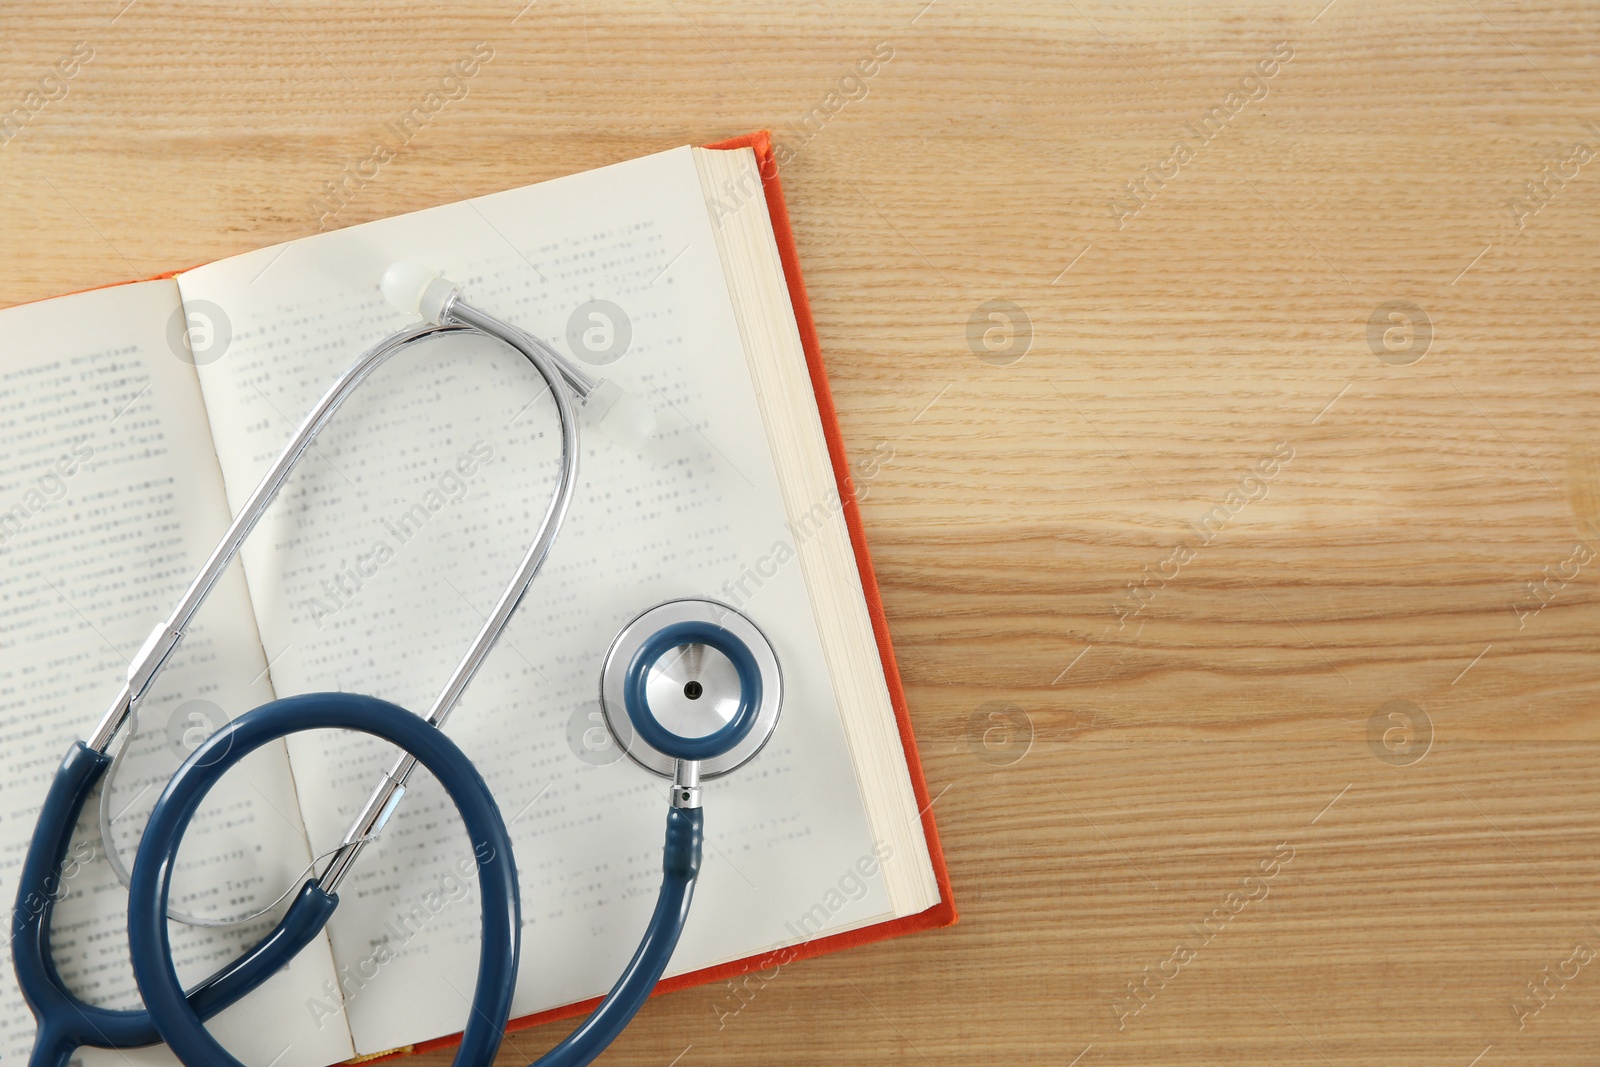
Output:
[[600, 599, 782, 779]]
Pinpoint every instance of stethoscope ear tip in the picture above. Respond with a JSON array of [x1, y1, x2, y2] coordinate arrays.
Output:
[[587, 379, 659, 448], [381, 261, 458, 325]]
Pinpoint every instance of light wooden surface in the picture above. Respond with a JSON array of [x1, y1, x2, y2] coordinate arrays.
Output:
[[4, 2, 1599, 1064]]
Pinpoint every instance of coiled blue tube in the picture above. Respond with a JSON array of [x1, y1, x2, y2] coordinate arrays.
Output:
[[127, 693, 520, 1067], [125, 690, 705, 1067]]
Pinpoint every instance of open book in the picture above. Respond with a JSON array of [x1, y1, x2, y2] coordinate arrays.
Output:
[[0, 133, 953, 1066]]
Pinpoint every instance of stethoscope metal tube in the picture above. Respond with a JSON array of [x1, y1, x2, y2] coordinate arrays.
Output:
[[88, 313, 583, 756], [88, 300, 584, 903], [86, 322, 466, 755], [87, 304, 590, 762], [316, 295, 581, 894]]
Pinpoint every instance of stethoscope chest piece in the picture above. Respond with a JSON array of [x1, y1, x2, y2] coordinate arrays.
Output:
[[601, 599, 782, 778]]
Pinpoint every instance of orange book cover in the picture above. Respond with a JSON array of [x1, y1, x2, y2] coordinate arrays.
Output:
[[25, 129, 957, 1059]]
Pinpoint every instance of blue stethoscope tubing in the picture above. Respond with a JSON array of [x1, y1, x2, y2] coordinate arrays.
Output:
[[128, 692, 521, 1067], [122, 691, 706, 1067]]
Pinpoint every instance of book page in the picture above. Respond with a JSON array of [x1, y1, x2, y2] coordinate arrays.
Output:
[[177, 145, 892, 1054], [0, 282, 353, 1067]]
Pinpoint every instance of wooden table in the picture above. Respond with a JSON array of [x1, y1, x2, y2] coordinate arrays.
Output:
[[3, 2, 1597, 1064]]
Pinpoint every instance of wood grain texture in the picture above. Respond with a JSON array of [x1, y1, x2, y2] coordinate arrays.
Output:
[[3, 1, 1597, 1063]]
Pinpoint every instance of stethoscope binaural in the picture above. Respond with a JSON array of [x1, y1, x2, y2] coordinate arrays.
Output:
[[13, 263, 783, 1067]]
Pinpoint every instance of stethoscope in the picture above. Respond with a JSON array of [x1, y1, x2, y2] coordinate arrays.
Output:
[[13, 263, 783, 1067]]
